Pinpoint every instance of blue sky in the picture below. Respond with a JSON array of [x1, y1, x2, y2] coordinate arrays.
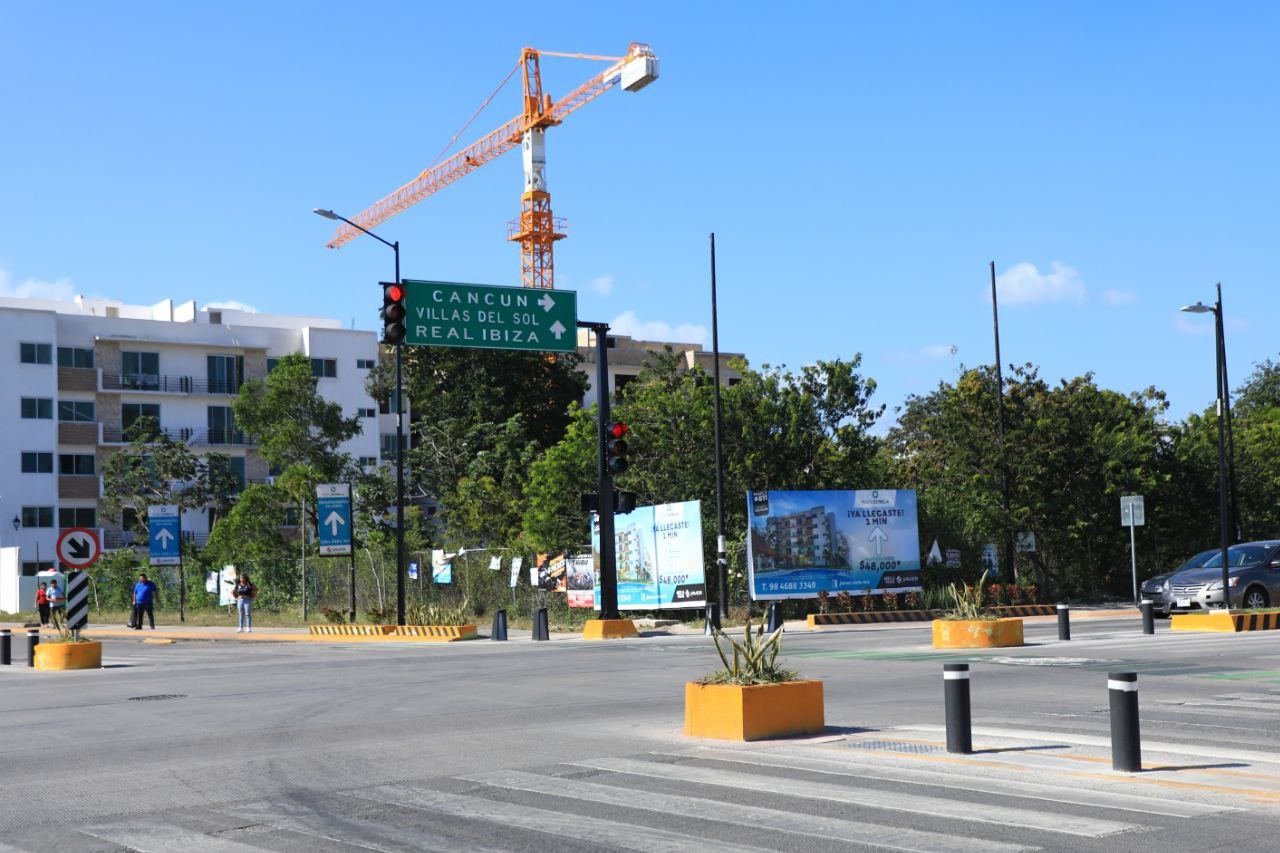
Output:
[[3, 2, 1277, 427]]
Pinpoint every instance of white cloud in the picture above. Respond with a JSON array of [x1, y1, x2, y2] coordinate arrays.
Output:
[[994, 261, 1085, 305], [609, 310, 709, 347], [0, 266, 76, 301], [206, 299, 258, 313], [1101, 289, 1137, 305], [589, 274, 615, 296]]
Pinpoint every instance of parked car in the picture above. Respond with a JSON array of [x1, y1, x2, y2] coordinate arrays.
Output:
[[1166, 541, 1280, 612], [1140, 549, 1217, 617]]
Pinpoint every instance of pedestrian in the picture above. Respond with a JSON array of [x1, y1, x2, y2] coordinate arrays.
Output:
[[233, 573, 256, 633], [132, 573, 158, 630], [36, 582, 50, 627], [47, 579, 66, 631]]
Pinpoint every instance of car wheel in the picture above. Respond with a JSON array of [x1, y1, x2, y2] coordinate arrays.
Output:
[[1242, 587, 1270, 610]]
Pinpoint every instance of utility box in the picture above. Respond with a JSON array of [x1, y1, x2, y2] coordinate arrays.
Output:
[[621, 56, 659, 92]]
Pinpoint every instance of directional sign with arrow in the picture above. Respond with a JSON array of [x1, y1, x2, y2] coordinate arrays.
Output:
[[400, 279, 578, 353], [868, 525, 888, 556], [148, 504, 182, 566], [316, 483, 353, 556], [57, 527, 101, 570]]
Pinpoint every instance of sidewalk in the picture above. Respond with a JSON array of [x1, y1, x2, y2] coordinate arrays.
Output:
[[0, 622, 312, 643]]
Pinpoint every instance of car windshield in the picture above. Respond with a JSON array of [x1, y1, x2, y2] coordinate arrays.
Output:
[[1178, 549, 1218, 571], [1201, 544, 1275, 568]]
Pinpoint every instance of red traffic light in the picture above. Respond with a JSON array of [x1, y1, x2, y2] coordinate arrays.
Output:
[[609, 422, 629, 439], [385, 284, 404, 302]]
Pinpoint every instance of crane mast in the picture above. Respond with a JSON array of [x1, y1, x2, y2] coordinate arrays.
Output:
[[326, 42, 658, 290]]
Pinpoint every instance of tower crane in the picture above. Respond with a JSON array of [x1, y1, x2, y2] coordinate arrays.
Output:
[[325, 42, 658, 290]]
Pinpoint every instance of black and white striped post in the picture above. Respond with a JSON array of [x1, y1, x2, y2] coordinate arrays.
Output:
[[704, 602, 721, 636], [0, 628, 10, 665], [1108, 672, 1142, 772], [1057, 603, 1071, 641], [66, 570, 89, 640], [27, 628, 39, 667], [766, 602, 783, 633], [1140, 600, 1155, 635], [943, 663, 973, 754]]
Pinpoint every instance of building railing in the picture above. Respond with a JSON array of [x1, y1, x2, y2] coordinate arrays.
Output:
[[101, 426, 255, 446], [100, 372, 243, 395]]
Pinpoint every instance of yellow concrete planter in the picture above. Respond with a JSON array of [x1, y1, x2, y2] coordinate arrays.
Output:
[[932, 617, 1024, 649], [684, 680, 825, 741], [582, 619, 639, 640], [34, 640, 102, 671], [1171, 611, 1280, 633]]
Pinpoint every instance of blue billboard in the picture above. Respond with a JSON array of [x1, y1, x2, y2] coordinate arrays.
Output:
[[591, 499, 707, 610], [746, 489, 921, 600]]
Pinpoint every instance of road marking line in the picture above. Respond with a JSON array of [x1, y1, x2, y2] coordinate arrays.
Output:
[[689, 747, 1233, 819], [1065, 771, 1280, 803], [342, 784, 766, 853], [569, 757, 1142, 838], [460, 769, 1029, 853], [220, 799, 509, 853], [77, 819, 264, 852]]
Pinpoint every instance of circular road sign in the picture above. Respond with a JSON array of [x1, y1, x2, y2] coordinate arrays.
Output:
[[56, 527, 102, 569]]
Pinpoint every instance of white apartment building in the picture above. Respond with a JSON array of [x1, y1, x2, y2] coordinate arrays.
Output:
[[575, 329, 743, 408], [0, 294, 394, 575]]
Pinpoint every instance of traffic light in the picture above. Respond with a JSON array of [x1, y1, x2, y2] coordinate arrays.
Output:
[[606, 421, 629, 475], [382, 283, 406, 344]]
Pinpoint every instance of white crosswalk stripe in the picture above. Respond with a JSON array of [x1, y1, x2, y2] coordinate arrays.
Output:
[[569, 755, 1142, 837], [78, 818, 265, 852], [460, 768, 1031, 853]]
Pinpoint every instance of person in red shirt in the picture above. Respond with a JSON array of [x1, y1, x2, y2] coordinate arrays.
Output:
[[35, 582, 50, 627]]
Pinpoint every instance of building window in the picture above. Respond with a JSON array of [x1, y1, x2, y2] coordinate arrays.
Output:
[[357, 358, 376, 370], [380, 433, 404, 461], [357, 407, 376, 418], [21, 452, 53, 474], [207, 406, 240, 444], [358, 456, 378, 467], [21, 398, 53, 419], [57, 346, 94, 368], [613, 373, 637, 395], [606, 337, 617, 348], [207, 354, 244, 394], [122, 351, 159, 386], [310, 358, 337, 379], [22, 561, 54, 577], [21, 506, 54, 528], [121, 402, 161, 433], [59, 454, 96, 476], [728, 377, 741, 387], [59, 507, 96, 528], [58, 400, 96, 422], [283, 506, 300, 527], [208, 455, 246, 492], [208, 310, 223, 324], [378, 391, 406, 415], [20, 342, 52, 364]]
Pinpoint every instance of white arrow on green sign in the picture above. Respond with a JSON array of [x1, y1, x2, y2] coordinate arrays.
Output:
[[401, 280, 578, 353]]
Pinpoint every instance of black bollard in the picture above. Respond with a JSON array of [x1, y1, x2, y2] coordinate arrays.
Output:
[[943, 663, 973, 754], [1140, 600, 1155, 635], [766, 602, 783, 633], [704, 602, 721, 636], [1108, 672, 1142, 772], [491, 609, 508, 641], [1, 629, 10, 665], [27, 629, 39, 667], [533, 607, 550, 641], [1057, 603, 1071, 641]]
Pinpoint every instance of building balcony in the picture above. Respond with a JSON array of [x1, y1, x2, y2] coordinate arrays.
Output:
[[100, 372, 243, 395], [101, 425, 255, 446]]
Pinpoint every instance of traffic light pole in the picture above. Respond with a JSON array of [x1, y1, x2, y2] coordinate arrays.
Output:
[[393, 246, 406, 627], [580, 321, 620, 620]]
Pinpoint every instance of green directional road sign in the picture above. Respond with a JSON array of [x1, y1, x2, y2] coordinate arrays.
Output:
[[400, 280, 578, 352]]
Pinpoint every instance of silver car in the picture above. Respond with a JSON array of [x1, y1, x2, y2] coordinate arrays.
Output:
[[1167, 541, 1280, 612], [1141, 549, 1217, 616]]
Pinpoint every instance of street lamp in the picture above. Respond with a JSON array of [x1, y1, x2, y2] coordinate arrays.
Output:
[[1181, 286, 1232, 609], [314, 208, 407, 626]]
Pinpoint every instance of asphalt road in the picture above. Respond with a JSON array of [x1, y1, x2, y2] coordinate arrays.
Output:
[[3, 613, 1280, 852]]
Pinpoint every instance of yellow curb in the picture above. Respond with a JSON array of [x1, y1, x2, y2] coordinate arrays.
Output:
[[1171, 611, 1238, 632], [143, 638, 176, 645]]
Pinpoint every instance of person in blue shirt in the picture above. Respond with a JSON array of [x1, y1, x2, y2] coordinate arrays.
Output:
[[132, 573, 158, 630]]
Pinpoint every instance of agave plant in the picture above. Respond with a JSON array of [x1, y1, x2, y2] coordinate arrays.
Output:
[[699, 614, 798, 686], [943, 570, 992, 621], [407, 597, 473, 626]]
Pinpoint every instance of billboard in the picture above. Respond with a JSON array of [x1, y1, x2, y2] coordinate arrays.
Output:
[[746, 489, 921, 600], [566, 554, 595, 608], [590, 499, 707, 610]]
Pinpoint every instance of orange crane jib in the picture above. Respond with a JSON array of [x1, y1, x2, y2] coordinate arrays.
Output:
[[326, 42, 659, 291]]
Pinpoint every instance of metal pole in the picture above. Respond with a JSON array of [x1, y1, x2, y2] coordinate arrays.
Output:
[[27, 628, 39, 667], [1216, 284, 1241, 542], [1057, 603, 1070, 641], [989, 262, 1013, 582], [301, 496, 307, 623], [394, 243, 406, 627], [943, 663, 972, 754], [0, 629, 10, 665], [587, 323, 620, 621], [1129, 520, 1138, 604], [349, 522, 358, 624], [1213, 304, 1230, 610], [710, 233, 728, 621], [1140, 599, 1154, 635]]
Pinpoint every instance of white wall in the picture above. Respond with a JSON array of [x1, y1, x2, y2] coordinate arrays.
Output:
[[1, 309, 60, 564]]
